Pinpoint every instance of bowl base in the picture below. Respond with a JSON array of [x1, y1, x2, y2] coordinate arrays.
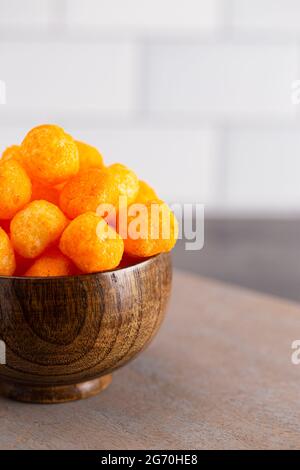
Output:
[[0, 375, 112, 404]]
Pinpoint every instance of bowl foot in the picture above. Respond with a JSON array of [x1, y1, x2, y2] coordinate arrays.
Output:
[[0, 375, 112, 404]]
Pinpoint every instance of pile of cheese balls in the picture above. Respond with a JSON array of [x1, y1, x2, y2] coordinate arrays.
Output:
[[0, 125, 178, 277]]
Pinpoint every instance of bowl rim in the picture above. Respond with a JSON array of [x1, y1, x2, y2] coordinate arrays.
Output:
[[0, 253, 170, 282]]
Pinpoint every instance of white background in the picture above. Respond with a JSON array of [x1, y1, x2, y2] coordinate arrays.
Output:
[[0, 0, 299, 215]]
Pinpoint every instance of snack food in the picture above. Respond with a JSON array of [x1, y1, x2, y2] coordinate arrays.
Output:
[[25, 248, 74, 277], [31, 180, 60, 205], [21, 124, 79, 185], [59, 212, 124, 273], [135, 180, 158, 204], [122, 200, 178, 258], [1, 124, 178, 276], [0, 159, 32, 219], [108, 163, 139, 206], [0, 227, 16, 276], [1, 145, 23, 165], [59, 168, 119, 219], [10, 200, 68, 258], [76, 140, 104, 172]]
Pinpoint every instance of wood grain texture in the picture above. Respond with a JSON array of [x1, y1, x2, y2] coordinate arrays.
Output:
[[1, 270, 300, 449], [0, 253, 172, 403]]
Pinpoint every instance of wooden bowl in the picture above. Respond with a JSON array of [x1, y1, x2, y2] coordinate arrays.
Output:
[[0, 253, 172, 404]]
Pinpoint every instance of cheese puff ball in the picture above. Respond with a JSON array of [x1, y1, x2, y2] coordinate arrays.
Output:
[[25, 248, 75, 277], [1, 145, 24, 166], [59, 168, 119, 219], [108, 164, 139, 206], [59, 212, 124, 273], [122, 200, 178, 258], [54, 182, 66, 194], [0, 159, 32, 219], [31, 180, 60, 206], [21, 124, 79, 185], [10, 200, 68, 258], [0, 227, 16, 276], [135, 180, 158, 204], [76, 140, 104, 172]]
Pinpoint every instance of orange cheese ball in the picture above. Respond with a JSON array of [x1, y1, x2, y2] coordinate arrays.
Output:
[[54, 182, 66, 193], [0, 227, 16, 276], [1, 145, 24, 166], [10, 200, 68, 258], [31, 180, 60, 206], [59, 168, 119, 219], [59, 212, 124, 273], [122, 200, 178, 258], [25, 248, 74, 277], [21, 124, 79, 185], [108, 163, 139, 206], [76, 140, 104, 172], [0, 159, 32, 219], [135, 180, 158, 204]]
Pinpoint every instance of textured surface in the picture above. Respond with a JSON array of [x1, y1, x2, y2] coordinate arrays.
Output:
[[0, 270, 300, 449], [0, 253, 172, 403]]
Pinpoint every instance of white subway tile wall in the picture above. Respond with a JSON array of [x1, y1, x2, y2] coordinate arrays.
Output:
[[232, 0, 300, 34], [147, 44, 297, 119], [0, 0, 50, 26], [226, 130, 300, 211], [66, 0, 220, 33], [0, 0, 299, 212], [0, 42, 138, 112]]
